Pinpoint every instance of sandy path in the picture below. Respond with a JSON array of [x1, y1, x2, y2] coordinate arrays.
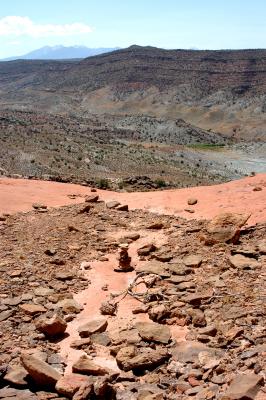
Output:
[[0, 174, 265, 225], [60, 228, 187, 373]]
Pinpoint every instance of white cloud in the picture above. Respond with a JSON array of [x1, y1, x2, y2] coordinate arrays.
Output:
[[0, 16, 92, 37], [9, 40, 21, 45]]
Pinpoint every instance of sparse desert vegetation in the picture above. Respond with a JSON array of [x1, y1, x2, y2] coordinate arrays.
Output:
[[0, 110, 265, 190]]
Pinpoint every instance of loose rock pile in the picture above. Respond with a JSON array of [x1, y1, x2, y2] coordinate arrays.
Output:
[[0, 198, 265, 399]]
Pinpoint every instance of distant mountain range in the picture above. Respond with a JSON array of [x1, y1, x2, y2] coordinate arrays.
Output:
[[1, 45, 120, 61]]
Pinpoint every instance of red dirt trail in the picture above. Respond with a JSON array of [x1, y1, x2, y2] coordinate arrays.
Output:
[[0, 174, 265, 225], [61, 228, 188, 374]]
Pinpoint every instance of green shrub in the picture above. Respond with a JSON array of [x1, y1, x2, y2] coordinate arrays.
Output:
[[118, 180, 124, 189], [155, 179, 167, 188], [97, 178, 110, 189]]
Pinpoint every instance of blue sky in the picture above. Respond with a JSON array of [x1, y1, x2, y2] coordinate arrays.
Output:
[[0, 0, 265, 57]]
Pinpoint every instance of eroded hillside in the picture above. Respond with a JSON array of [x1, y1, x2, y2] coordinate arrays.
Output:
[[0, 46, 266, 140]]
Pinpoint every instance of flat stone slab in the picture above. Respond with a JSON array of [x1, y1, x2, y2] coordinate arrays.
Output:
[[136, 261, 170, 277], [78, 318, 108, 337], [0, 387, 37, 399], [183, 255, 202, 268], [116, 346, 170, 372], [228, 254, 260, 269], [19, 304, 46, 316], [21, 353, 61, 387], [221, 373, 264, 400], [72, 355, 110, 376], [171, 341, 220, 363], [56, 374, 93, 398], [106, 200, 120, 209], [134, 322, 171, 344]]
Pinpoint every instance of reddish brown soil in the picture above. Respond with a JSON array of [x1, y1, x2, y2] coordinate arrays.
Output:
[[1, 174, 265, 225], [0, 181, 265, 398]]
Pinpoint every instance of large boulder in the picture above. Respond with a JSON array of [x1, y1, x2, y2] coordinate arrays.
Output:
[[201, 212, 250, 245]]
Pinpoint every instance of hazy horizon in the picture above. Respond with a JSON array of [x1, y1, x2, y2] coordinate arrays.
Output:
[[3, 43, 266, 62], [0, 0, 265, 58]]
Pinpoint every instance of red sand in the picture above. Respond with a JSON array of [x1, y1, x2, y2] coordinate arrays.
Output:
[[60, 228, 187, 373], [0, 174, 265, 225]]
